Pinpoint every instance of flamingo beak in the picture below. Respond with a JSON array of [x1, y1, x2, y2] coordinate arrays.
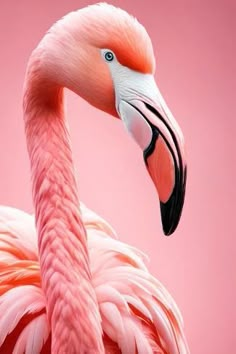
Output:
[[117, 78, 187, 235]]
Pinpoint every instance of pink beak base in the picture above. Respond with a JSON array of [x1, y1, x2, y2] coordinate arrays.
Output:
[[143, 102, 187, 235], [127, 100, 187, 236]]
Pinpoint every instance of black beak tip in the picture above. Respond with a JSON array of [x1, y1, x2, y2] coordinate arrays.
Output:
[[160, 166, 187, 236], [160, 201, 178, 236]]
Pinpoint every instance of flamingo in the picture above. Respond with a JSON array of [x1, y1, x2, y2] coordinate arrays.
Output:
[[0, 3, 188, 354]]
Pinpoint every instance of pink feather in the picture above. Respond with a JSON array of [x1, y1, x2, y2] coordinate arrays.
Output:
[[0, 206, 188, 353], [13, 314, 49, 354]]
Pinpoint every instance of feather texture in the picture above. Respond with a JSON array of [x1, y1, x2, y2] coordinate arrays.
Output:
[[0, 205, 188, 353]]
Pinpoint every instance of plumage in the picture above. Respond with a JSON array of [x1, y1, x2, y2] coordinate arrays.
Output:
[[0, 205, 187, 353], [0, 3, 189, 353]]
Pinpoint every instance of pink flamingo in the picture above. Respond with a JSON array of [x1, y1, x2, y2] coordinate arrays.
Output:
[[0, 3, 188, 354]]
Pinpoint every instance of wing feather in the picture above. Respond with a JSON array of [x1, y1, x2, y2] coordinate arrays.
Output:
[[13, 313, 49, 354], [0, 285, 45, 346], [0, 204, 189, 353]]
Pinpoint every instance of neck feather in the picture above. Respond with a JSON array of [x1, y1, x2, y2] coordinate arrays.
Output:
[[24, 63, 104, 353]]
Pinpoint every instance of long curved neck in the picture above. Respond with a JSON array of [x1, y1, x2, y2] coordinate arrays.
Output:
[[24, 62, 104, 353]]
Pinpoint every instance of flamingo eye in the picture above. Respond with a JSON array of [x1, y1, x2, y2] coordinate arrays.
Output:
[[104, 51, 114, 62]]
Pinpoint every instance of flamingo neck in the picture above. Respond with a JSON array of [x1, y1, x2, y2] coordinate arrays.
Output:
[[24, 75, 104, 353]]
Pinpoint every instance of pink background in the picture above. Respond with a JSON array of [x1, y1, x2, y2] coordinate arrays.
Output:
[[0, 0, 235, 353]]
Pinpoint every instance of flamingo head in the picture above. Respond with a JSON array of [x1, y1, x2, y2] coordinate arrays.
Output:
[[46, 3, 187, 235]]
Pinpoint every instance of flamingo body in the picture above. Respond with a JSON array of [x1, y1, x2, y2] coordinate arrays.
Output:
[[0, 205, 187, 353]]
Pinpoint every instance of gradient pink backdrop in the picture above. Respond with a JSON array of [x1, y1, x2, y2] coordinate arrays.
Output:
[[0, 0, 235, 353]]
